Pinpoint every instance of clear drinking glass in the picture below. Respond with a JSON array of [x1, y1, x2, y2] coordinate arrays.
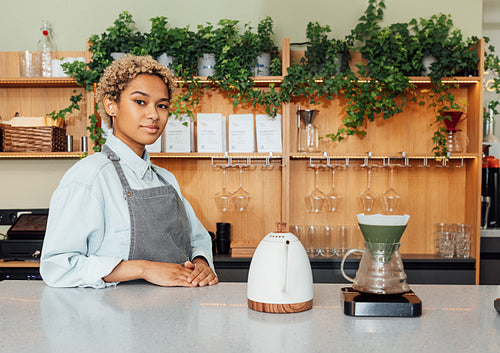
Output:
[[303, 225, 314, 257], [231, 166, 250, 212], [214, 168, 231, 212], [324, 168, 343, 212], [19, 50, 41, 77], [359, 167, 378, 214], [305, 168, 325, 213], [382, 165, 400, 214], [304, 225, 322, 257], [439, 231, 455, 258], [335, 225, 349, 256], [455, 240, 471, 258], [321, 225, 335, 257], [455, 223, 472, 241], [289, 224, 304, 245]]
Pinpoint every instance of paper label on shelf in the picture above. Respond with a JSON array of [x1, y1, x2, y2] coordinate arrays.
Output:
[[255, 114, 282, 153], [196, 113, 226, 153], [163, 115, 193, 152], [228, 114, 255, 153]]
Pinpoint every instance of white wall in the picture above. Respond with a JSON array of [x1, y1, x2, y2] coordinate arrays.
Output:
[[484, 0, 500, 107], [0, 0, 483, 51]]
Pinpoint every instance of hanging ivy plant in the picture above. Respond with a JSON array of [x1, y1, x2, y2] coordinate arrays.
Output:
[[52, 6, 498, 156]]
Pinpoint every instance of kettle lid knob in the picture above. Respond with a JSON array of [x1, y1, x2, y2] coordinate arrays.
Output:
[[275, 222, 287, 233]]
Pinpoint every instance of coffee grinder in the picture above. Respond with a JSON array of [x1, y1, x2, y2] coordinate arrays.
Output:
[[340, 213, 422, 317]]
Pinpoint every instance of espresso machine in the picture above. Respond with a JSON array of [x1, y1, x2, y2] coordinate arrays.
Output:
[[340, 214, 422, 317], [482, 145, 500, 228]]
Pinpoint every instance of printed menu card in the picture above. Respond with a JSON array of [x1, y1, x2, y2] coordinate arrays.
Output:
[[228, 114, 255, 153], [196, 113, 226, 152], [163, 114, 193, 152], [255, 114, 282, 153]]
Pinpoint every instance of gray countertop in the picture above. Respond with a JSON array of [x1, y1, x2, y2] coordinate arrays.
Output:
[[481, 228, 500, 238], [1, 281, 500, 353]]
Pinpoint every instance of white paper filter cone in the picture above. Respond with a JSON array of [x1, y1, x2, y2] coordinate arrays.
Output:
[[356, 213, 410, 226]]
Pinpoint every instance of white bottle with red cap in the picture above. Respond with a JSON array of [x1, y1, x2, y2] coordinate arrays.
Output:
[[37, 20, 56, 77]]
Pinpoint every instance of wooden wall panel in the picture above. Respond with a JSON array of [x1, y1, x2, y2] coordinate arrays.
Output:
[[154, 158, 283, 245]]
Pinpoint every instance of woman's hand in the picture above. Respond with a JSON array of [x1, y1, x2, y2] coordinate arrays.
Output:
[[104, 260, 196, 287], [185, 257, 219, 287], [141, 261, 198, 287]]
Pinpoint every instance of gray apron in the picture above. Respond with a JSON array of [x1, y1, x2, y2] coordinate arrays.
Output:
[[102, 145, 192, 264]]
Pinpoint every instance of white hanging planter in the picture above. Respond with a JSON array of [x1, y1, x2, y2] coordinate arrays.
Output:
[[422, 55, 436, 76], [110, 52, 126, 60], [157, 53, 175, 75], [331, 53, 343, 76], [317, 53, 342, 76], [197, 53, 216, 77], [252, 53, 271, 76]]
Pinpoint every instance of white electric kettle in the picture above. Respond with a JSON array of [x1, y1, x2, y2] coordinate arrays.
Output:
[[247, 223, 313, 313]]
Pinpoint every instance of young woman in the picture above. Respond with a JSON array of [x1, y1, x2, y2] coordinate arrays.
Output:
[[40, 55, 218, 288]]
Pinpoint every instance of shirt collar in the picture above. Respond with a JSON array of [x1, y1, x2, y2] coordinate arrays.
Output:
[[105, 134, 153, 180]]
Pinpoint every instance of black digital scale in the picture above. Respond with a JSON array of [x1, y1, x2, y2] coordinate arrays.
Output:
[[341, 287, 422, 317]]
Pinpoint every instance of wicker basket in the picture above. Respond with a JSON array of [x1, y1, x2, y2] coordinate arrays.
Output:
[[2, 126, 67, 152]]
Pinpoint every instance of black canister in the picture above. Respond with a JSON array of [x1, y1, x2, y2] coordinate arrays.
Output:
[[216, 222, 231, 254]]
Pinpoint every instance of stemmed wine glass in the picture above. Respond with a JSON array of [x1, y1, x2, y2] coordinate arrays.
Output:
[[231, 165, 250, 212], [305, 167, 325, 213], [214, 167, 231, 212], [382, 164, 401, 214], [324, 167, 343, 212], [359, 166, 378, 214]]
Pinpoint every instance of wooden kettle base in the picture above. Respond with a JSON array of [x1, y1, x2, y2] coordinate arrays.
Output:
[[248, 299, 313, 313]]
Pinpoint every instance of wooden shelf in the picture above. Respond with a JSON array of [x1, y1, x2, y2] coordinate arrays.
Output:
[[407, 76, 480, 84], [175, 76, 284, 87], [289, 153, 479, 160], [0, 152, 86, 159], [0, 77, 79, 88], [150, 152, 284, 159]]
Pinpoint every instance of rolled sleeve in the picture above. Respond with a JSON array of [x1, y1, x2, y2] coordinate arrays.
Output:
[[41, 180, 123, 288], [183, 198, 215, 273]]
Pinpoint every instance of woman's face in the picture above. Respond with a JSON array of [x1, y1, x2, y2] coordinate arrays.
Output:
[[104, 74, 170, 156]]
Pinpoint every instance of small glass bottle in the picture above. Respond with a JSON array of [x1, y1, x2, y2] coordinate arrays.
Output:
[[37, 20, 56, 77]]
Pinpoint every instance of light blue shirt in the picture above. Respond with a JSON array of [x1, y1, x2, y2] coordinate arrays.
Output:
[[40, 134, 214, 288]]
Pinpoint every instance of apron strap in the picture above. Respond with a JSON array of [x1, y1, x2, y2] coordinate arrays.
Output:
[[102, 145, 133, 196], [151, 165, 169, 185]]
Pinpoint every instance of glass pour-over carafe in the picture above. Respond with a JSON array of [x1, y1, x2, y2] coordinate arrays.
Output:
[[446, 130, 469, 153], [340, 213, 411, 295], [297, 108, 320, 152], [442, 111, 469, 153], [341, 242, 409, 294]]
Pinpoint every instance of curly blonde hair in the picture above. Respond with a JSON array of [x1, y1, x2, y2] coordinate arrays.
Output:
[[96, 54, 176, 128]]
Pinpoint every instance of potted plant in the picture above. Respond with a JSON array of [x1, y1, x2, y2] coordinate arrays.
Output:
[[410, 14, 454, 76], [146, 17, 194, 75], [303, 21, 350, 76], [247, 17, 280, 76], [280, 21, 351, 108], [97, 11, 144, 60], [146, 16, 173, 69]]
